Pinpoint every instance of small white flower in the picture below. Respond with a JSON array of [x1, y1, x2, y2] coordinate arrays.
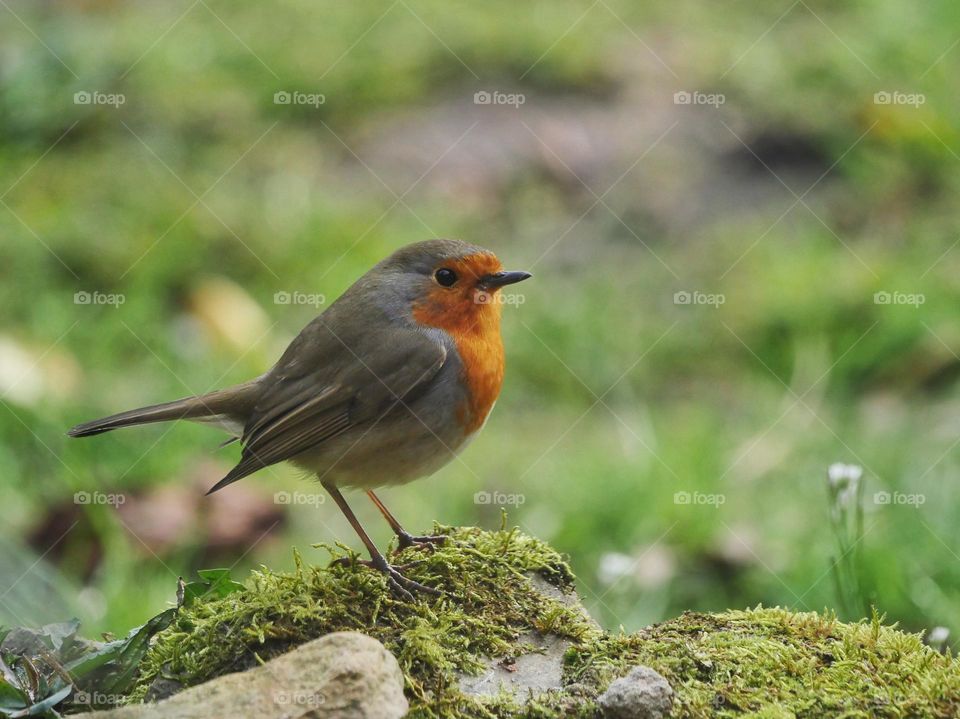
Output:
[[928, 626, 950, 646], [827, 463, 863, 489]]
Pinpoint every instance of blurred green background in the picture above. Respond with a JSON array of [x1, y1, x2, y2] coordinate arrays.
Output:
[[2, 0, 960, 644]]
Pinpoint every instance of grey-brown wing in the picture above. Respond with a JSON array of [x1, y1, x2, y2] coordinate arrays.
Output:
[[207, 323, 447, 493]]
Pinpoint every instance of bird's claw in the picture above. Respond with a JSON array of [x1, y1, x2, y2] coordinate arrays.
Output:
[[331, 555, 441, 599], [383, 566, 442, 601], [397, 533, 449, 551], [331, 556, 425, 571], [370, 554, 442, 599]]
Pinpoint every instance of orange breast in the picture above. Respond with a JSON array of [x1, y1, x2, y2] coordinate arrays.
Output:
[[450, 321, 504, 433], [412, 289, 505, 433]]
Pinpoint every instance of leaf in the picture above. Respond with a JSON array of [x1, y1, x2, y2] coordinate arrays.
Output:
[[0, 678, 28, 712], [94, 608, 176, 696], [0, 657, 19, 690], [61, 642, 124, 682], [35, 623, 79, 653], [0, 621, 80, 660], [18, 659, 39, 702], [0, 610, 177, 718], [0, 595, 179, 714], [182, 568, 245, 606], [8, 685, 71, 718]]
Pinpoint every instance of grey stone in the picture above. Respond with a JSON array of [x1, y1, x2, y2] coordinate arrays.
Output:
[[142, 678, 184, 703], [457, 630, 570, 698], [598, 665, 673, 719], [91, 632, 407, 719], [458, 573, 593, 700]]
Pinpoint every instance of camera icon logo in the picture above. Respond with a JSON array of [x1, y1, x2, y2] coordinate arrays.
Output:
[[473, 491, 492, 504], [873, 491, 891, 505], [873, 91, 891, 105], [74, 291, 92, 304], [274, 291, 291, 305], [74, 91, 92, 105], [673, 91, 692, 105], [673, 491, 691, 505], [274, 91, 291, 105], [274, 491, 292, 505], [473, 91, 492, 105], [673, 291, 691, 305]]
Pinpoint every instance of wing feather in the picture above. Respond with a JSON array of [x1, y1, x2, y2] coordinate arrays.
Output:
[[208, 322, 447, 494]]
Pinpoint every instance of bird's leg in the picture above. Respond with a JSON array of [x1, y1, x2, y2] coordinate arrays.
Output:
[[366, 490, 448, 550], [323, 483, 440, 600]]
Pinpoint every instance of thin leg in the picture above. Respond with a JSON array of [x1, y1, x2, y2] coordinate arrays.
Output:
[[366, 490, 448, 550], [323, 482, 440, 599]]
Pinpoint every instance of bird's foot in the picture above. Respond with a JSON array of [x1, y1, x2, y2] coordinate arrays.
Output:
[[331, 556, 423, 572], [369, 553, 442, 601], [396, 532, 449, 551], [330, 555, 440, 600]]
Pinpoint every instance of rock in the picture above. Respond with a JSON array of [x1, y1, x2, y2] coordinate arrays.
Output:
[[92, 632, 406, 719], [458, 630, 569, 698], [458, 572, 597, 700], [141, 678, 184, 704], [598, 665, 673, 719]]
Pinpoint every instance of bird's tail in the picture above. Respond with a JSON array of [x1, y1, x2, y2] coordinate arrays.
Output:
[[67, 381, 259, 438]]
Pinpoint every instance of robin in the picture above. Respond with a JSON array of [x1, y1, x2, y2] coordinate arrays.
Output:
[[68, 239, 531, 598]]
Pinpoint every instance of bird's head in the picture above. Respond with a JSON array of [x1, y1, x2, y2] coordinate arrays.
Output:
[[377, 239, 531, 335]]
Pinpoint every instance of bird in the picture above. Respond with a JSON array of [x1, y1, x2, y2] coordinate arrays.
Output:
[[68, 239, 531, 598]]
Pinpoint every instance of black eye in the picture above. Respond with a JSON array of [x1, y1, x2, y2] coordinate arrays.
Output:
[[434, 268, 458, 287]]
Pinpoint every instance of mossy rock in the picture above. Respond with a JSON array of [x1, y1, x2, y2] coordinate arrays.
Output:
[[124, 526, 960, 718]]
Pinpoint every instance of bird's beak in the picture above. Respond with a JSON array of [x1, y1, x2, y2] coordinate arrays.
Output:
[[478, 270, 532, 291]]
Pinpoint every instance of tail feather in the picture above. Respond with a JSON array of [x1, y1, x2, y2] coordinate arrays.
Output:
[[67, 382, 259, 438]]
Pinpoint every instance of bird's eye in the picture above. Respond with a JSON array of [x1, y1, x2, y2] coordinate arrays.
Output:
[[434, 268, 458, 287]]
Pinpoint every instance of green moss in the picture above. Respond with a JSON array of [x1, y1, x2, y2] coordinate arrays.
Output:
[[127, 524, 596, 717], [126, 526, 960, 718], [568, 607, 960, 718]]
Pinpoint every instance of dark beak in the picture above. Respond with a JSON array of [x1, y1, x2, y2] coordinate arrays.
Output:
[[479, 270, 532, 291]]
